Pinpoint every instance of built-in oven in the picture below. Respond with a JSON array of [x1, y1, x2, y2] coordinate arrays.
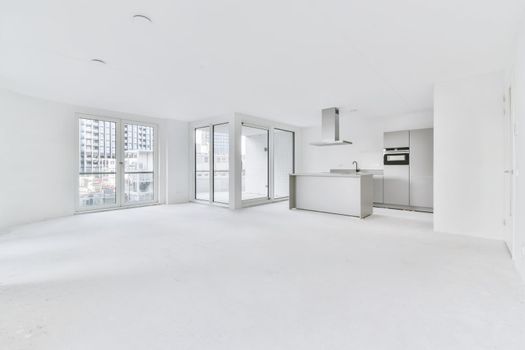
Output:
[[383, 147, 410, 165]]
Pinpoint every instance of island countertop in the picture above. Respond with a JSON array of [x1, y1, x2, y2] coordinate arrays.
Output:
[[289, 172, 374, 218], [290, 172, 373, 178]]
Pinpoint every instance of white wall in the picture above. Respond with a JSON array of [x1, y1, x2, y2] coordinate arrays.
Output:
[[434, 72, 505, 240], [0, 89, 189, 231], [510, 19, 525, 279], [166, 119, 190, 204], [300, 111, 433, 172]]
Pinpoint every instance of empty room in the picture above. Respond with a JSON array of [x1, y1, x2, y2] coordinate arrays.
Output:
[[1, 1, 525, 349]]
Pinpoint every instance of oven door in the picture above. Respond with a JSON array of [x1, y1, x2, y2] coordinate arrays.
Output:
[[384, 152, 409, 165]]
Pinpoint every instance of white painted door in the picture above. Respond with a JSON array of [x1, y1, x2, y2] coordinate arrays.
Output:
[[503, 86, 515, 252]]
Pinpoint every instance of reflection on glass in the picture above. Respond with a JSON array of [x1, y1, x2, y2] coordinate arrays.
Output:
[[78, 118, 117, 209], [79, 174, 116, 207], [125, 173, 154, 202], [195, 127, 211, 200], [213, 124, 229, 204], [241, 125, 269, 200], [274, 129, 294, 198], [124, 123, 155, 204]]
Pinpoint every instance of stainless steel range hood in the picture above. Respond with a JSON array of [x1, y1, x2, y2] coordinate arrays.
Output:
[[310, 107, 352, 146]]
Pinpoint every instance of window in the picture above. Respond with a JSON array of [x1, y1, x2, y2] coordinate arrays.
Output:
[[195, 123, 230, 204], [79, 118, 117, 208], [195, 126, 211, 201], [124, 123, 155, 204], [78, 117, 157, 211], [213, 123, 229, 204], [274, 129, 294, 198], [241, 125, 269, 201]]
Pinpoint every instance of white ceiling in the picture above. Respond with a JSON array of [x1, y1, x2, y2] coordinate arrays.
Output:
[[1, 0, 524, 126]]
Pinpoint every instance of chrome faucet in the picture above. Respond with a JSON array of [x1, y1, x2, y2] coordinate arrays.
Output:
[[352, 161, 360, 173]]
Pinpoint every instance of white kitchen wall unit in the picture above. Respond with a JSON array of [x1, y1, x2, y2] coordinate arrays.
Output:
[[381, 128, 433, 211], [409, 128, 434, 209], [384, 130, 410, 148]]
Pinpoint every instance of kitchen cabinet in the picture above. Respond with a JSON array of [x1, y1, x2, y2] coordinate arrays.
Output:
[[289, 173, 374, 218], [383, 165, 410, 206], [409, 128, 433, 208], [384, 130, 409, 148], [373, 175, 384, 204]]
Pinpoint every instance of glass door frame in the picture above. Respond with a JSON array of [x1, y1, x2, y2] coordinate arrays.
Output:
[[241, 122, 270, 204], [273, 128, 295, 200], [212, 123, 230, 205], [194, 125, 212, 202], [193, 122, 231, 206], [120, 119, 159, 208], [75, 114, 159, 213]]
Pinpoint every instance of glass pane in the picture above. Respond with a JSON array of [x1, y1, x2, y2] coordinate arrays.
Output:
[[241, 126, 269, 200], [124, 124, 154, 171], [274, 129, 294, 198], [79, 118, 117, 209], [213, 124, 229, 204], [125, 173, 154, 203], [124, 123, 155, 204], [79, 118, 117, 173], [195, 127, 211, 200], [79, 174, 116, 207]]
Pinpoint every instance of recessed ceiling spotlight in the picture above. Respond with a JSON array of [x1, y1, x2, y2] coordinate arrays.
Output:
[[132, 14, 152, 23], [90, 58, 106, 65]]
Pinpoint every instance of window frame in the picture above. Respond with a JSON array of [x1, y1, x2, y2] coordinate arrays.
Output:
[[120, 119, 159, 208], [212, 122, 230, 205], [194, 125, 212, 202], [241, 123, 270, 203], [75, 114, 159, 213]]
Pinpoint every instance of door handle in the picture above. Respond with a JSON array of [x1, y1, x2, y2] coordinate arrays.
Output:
[[504, 170, 514, 174]]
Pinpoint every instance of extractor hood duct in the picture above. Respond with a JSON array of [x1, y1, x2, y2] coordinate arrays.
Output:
[[310, 107, 353, 146]]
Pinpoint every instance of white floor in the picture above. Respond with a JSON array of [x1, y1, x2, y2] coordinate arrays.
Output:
[[197, 191, 268, 202], [1, 203, 524, 350]]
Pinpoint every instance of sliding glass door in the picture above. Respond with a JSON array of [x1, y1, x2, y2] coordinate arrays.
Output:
[[194, 123, 230, 204], [241, 125, 269, 201], [213, 124, 230, 204], [192, 122, 294, 206], [273, 129, 295, 198], [78, 116, 157, 211], [195, 126, 211, 201]]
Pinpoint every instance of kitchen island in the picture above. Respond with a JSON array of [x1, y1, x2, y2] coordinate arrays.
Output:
[[289, 172, 374, 218]]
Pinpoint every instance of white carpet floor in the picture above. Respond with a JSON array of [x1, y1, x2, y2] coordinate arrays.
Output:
[[1, 202, 524, 350]]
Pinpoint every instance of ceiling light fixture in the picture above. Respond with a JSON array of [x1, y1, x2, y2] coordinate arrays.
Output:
[[132, 14, 152, 23], [90, 58, 106, 65]]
